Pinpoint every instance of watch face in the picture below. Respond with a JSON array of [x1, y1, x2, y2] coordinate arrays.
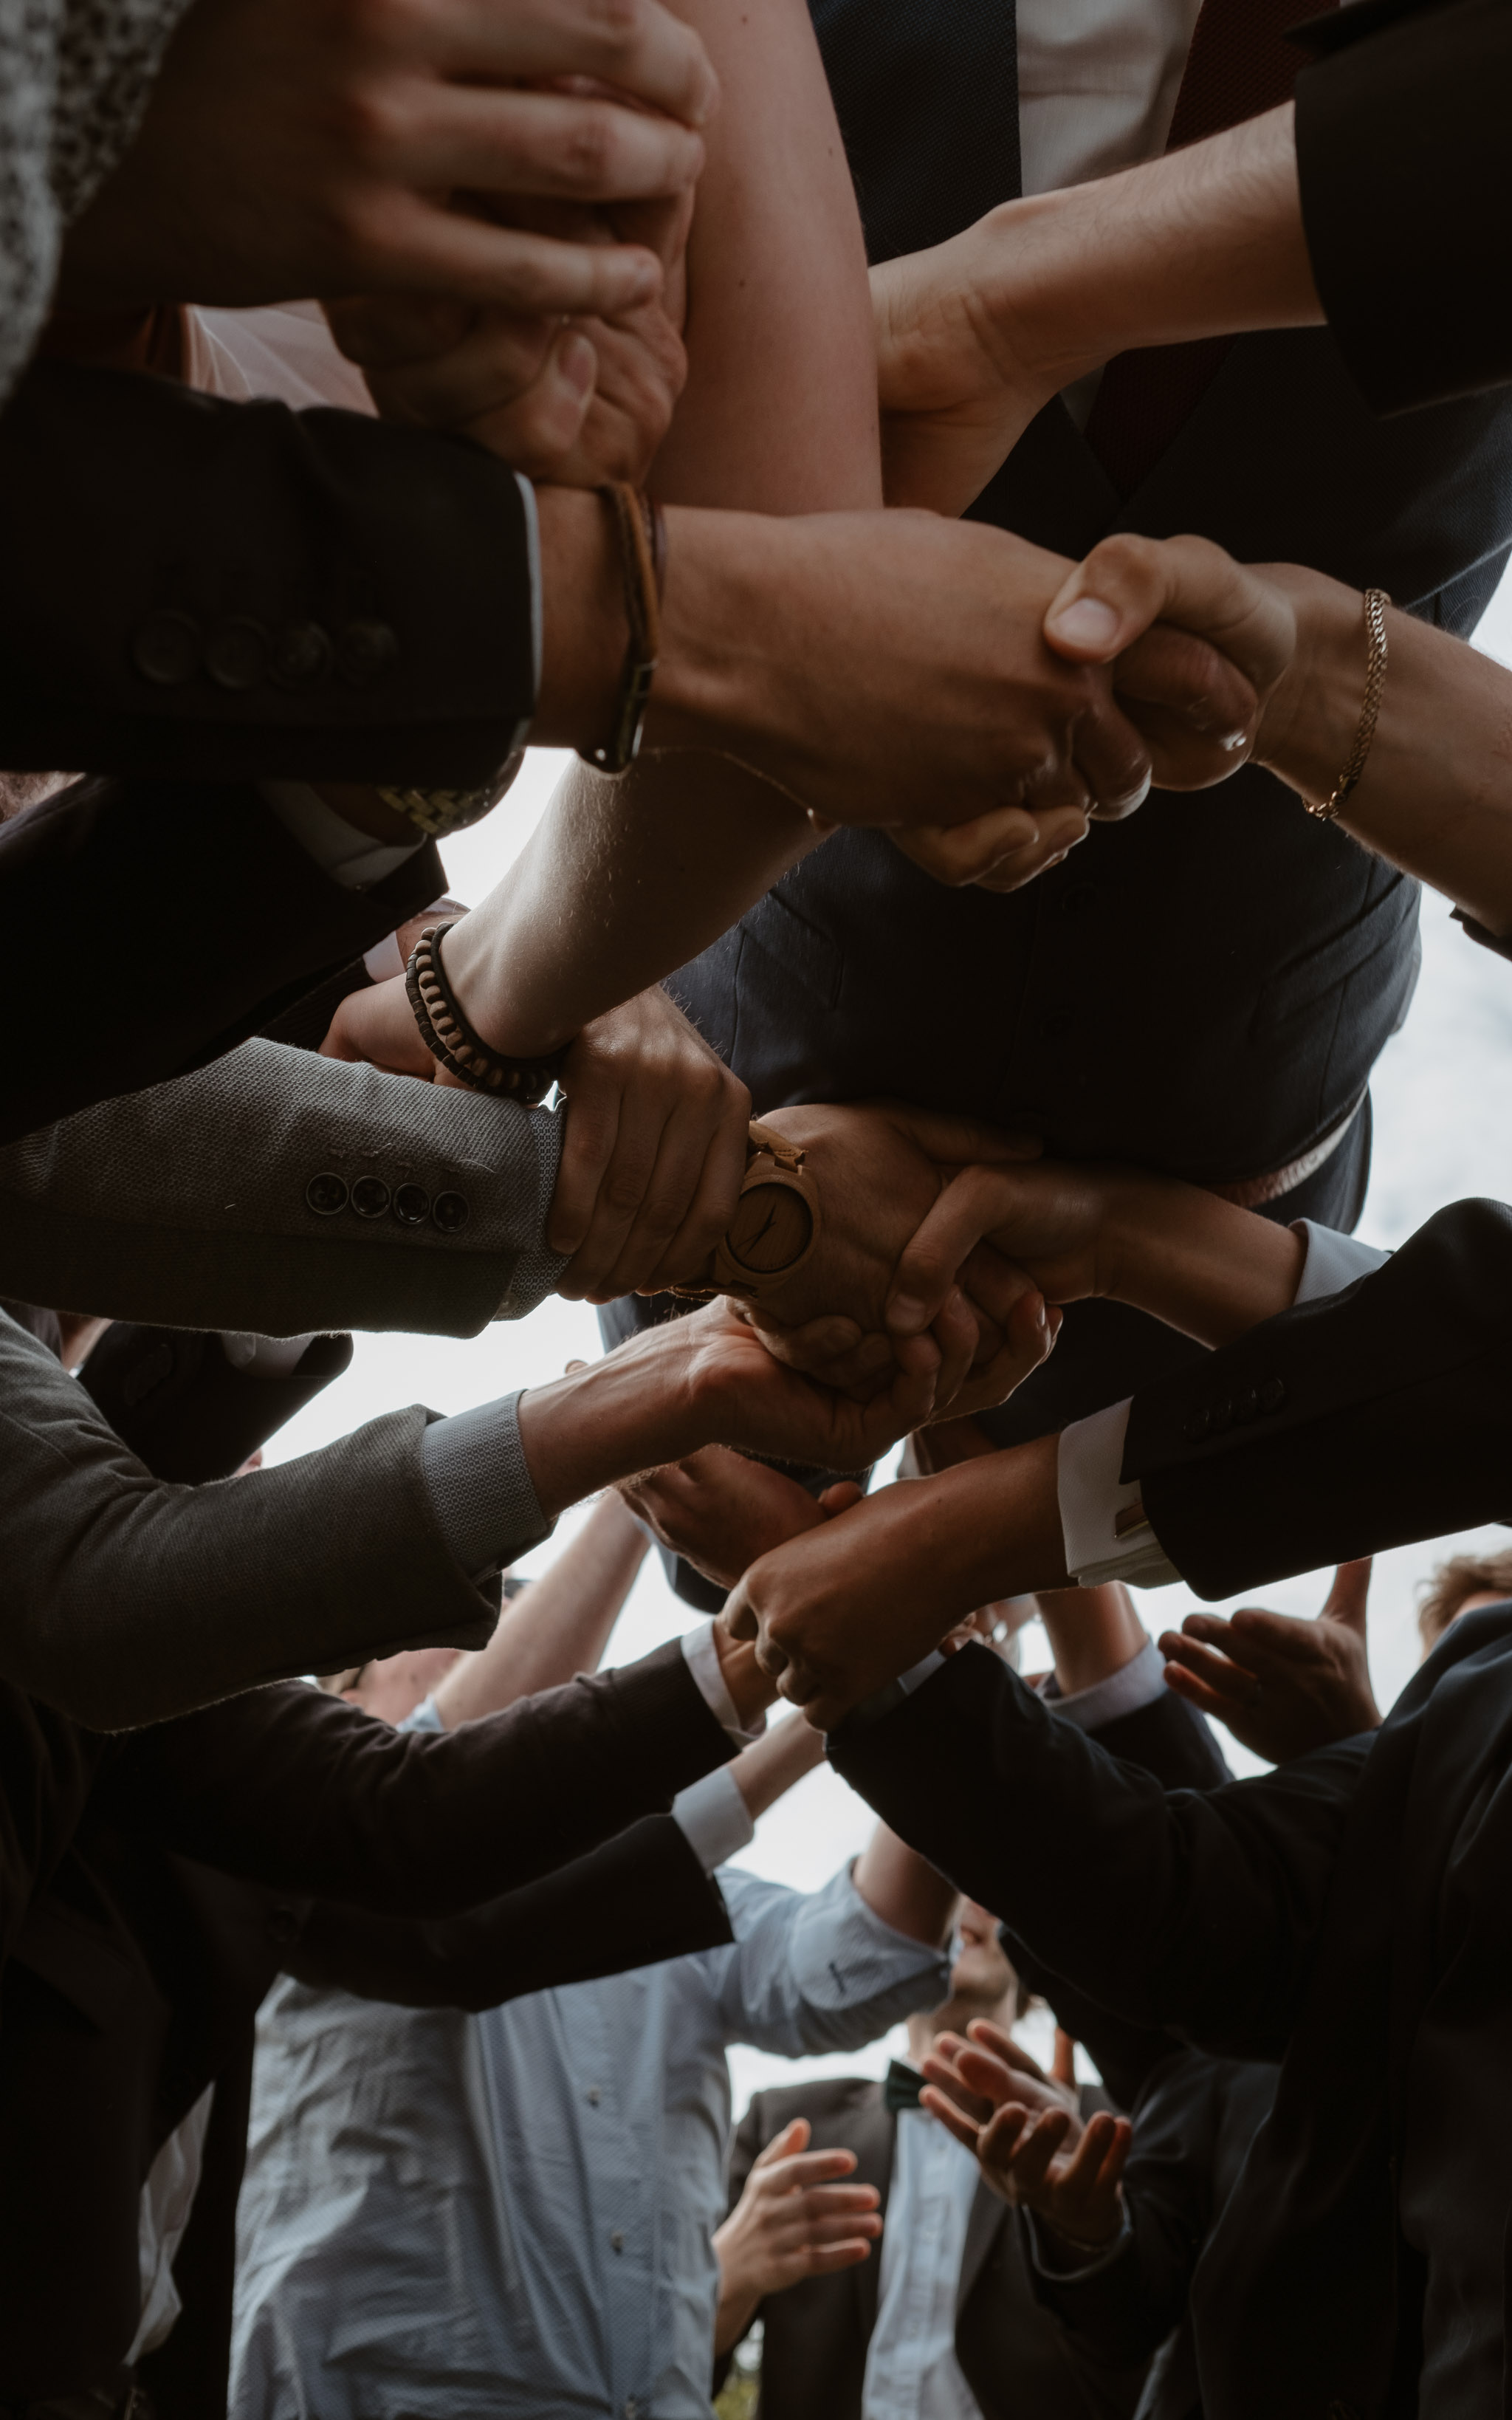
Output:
[[725, 1176, 814, 1278]]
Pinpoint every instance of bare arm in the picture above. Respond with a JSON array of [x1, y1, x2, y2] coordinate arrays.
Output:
[[1034, 1583, 1148, 1701], [851, 1822, 958, 1948], [430, 1491, 648, 1727]]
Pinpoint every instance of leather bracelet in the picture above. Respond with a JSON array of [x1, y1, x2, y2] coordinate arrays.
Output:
[[377, 749, 526, 840], [405, 922, 568, 1103], [1304, 589, 1390, 823], [672, 1122, 822, 1301], [578, 483, 666, 776]]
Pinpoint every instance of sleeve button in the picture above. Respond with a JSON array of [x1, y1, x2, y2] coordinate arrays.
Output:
[[305, 1173, 348, 1216], [271, 621, 333, 690], [433, 1191, 470, 1234], [351, 1176, 391, 1219], [337, 619, 399, 686], [1258, 1377, 1287, 1413], [1182, 1408, 1211, 1444], [1209, 1399, 1234, 1435], [205, 617, 269, 690], [132, 609, 201, 686], [392, 1182, 430, 1227], [1231, 1386, 1260, 1425]]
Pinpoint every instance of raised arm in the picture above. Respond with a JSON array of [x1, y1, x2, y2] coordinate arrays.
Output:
[[430, 1490, 648, 1727]]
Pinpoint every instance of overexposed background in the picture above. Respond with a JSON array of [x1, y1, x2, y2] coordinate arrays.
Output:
[[263, 569, 1512, 2109]]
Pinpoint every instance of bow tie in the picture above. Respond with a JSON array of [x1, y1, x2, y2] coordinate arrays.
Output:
[[883, 2060, 925, 2114]]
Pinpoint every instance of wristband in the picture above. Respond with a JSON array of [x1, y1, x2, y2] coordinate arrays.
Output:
[[578, 484, 666, 776], [405, 922, 568, 1104]]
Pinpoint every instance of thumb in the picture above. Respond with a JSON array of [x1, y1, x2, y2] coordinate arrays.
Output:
[[754, 2116, 811, 2169], [1042, 531, 1294, 699], [1322, 1558, 1372, 1634]]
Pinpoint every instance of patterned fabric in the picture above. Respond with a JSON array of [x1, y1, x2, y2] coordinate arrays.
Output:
[[0, 0, 196, 400]]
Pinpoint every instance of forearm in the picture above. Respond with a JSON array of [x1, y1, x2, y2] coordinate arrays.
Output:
[[711, 2249, 763, 2358], [431, 1491, 648, 1724], [970, 105, 1316, 399], [1099, 1172, 1306, 1346], [1256, 571, 1512, 936], [851, 1823, 957, 1947]]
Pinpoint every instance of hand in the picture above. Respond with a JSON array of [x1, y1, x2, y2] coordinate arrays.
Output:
[[882, 1160, 1124, 1348], [1042, 533, 1297, 795], [619, 1449, 863, 1592], [921, 2020, 1130, 2254], [713, 2118, 882, 2354], [325, 196, 691, 486], [1160, 1560, 1381, 1761], [723, 1430, 1068, 1729], [61, 0, 717, 318], [322, 967, 753, 1304]]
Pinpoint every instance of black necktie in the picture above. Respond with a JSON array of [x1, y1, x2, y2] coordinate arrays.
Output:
[[1084, 0, 1341, 497], [883, 2059, 926, 2114]]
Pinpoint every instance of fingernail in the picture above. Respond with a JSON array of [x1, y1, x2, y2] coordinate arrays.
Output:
[[558, 332, 595, 399], [1048, 597, 1121, 648]]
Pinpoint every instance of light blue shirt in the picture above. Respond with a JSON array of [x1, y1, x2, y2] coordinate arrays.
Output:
[[232, 1711, 948, 2420], [862, 2111, 983, 2420]]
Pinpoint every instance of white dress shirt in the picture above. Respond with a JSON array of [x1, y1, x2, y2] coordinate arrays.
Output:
[[1056, 1220, 1392, 1587], [1016, 0, 1204, 199], [862, 2108, 984, 2420]]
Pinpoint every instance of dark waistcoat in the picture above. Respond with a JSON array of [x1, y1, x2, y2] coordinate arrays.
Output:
[[666, 0, 1512, 1429]]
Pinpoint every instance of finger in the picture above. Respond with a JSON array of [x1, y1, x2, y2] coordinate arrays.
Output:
[[769, 2153, 865, 2191], [1112, 623, 1258, 781], [935, 1286, 1056, 1416], [323, 292, 485, 371], [1003, 2108, 1072, 2194], [639, 1085, 752, 1297], [789, 2184, 882, 2218], [975, 2102, 1032, 2179], [548, 1080, 623, 1274], [438, 0, 721, 131], [349, 194, 670, 320], [1062, 696, 1152, 820], [1161, 1662, 1240, 1724], [954, 805, 1093, 892], [1157, 1633, 1261, 1703], [918, 2085, 985, 2157], [971, 2022, 1046, 2082], [890, 806, 1044, 887], [887, 1167, 1030, 1338], [404, 87, 709, 205], [751, 2116, 811, 2170], [724, 1582, 758, 1644], [1045, 532, 1293, 699], [1322, 1557, 1373, 1634], [872, 1103, 1044, 1173], [926, 1289, 981, 1413], [799, 2240, 879, 2274], [818, 1481, 867, 1518]]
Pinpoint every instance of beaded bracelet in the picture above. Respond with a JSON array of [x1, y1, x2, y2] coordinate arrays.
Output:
[[578, 483, 667, 776], [405, 922, 568, 1103]]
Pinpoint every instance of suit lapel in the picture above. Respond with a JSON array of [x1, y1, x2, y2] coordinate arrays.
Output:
[[955, 2180, 1006, 2318], [844, 2091, 896, 2345]]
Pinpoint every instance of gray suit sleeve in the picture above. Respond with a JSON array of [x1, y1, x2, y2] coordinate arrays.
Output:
[[0, 1307, 506, 1728], [0, 1038, 568, 1337]]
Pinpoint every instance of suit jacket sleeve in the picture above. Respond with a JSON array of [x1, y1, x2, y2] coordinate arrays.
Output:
[[286, 1812, 733, 2009], [0, 1038, 566, 1337], [1294, 0, 1512, 415], [0, 362, 536, 783], [1122, 1198, 1512, 1599], [828, 1647, 1368, 2060], [101, 1642, 735, 1907], [0, 1309, 507, 1727]]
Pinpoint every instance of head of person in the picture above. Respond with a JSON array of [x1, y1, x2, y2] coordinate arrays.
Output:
[[317, 1645, 469, 1725], [1418, 1549, 1512, 1659], [906, 1898, 1019, 2066]]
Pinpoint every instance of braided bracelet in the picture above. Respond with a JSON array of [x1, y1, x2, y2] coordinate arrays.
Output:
[[579, 483, 666, 776], [1304, 589, 1390, 823], [405, 922, 568, 1103]]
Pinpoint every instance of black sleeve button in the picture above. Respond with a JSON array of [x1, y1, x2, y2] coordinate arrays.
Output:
[[205, 617, 269, 690], [1182, 1407, 1212, 1444], [1258, 1376, 1288, 1413], [392, 1183, 430, 1227], [351, 1176, 391, 1219], [132, 609, 201, 686], [271, 621, 334, 690], [433, 1191, 470, 1235], [1231, 1386, 1260, 1425], [1209, 1399, 1234, 1435], [337, 619, 400, 687], [305, 1172, 348, 1216]]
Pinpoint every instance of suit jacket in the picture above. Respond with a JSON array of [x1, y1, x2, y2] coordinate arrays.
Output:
[[1294, 0, 1512, 417], [0, 1037, 566, 1340], [729, 2077, 1147, 2420], [829, 1607, 1512, 2420], [661, 0, 1512, 1438], [1028, 2051, 1279, 2420], [0, 1671, 735, 2407], [0, 362, 535, 784], [1121, 1196, 1512, 1599]]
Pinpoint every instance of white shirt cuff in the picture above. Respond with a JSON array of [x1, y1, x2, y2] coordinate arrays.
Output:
[[1038, 1636, 1166, 1731], [1291, 1219, 1391, 1303], [672, 1763, 756, 1872], [682, 1621, 766, 1747], [1057, 1400, 1182, 1590], [1025, 2207, 1132, 2282], [260, 780, 425, 891]]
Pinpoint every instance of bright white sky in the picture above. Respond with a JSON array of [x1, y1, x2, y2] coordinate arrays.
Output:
[[261, 570, 1512, 2107]]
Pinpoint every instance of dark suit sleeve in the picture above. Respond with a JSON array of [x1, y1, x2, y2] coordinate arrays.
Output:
[[1122, 1199, 1512, 1599], [829, 1648, 1368, 2060], [0, 774, 447, 1140], [0, 362, 535, 783], [286, 1813, 732, 2009], [1294, 0, 1512, 415], [103, 1642, 735, 1911]]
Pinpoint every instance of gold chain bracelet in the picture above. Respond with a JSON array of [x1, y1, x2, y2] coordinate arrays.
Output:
[[1304, 588, 1390, 823]]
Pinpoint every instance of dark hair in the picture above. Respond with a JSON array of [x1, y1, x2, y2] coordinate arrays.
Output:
[[1417, 1549, 1512, 1652]]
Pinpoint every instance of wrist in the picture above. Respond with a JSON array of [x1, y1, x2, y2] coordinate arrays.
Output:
[[532, 486, 630, 749], [642, 507, 800, 775], [515, 1333, 707, 1521], [966, 196, 1111, 400], [1251, 567, 1376, 801]]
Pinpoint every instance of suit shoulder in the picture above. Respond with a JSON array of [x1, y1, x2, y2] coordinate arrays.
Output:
[[746, 2074, 881, 2140]]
